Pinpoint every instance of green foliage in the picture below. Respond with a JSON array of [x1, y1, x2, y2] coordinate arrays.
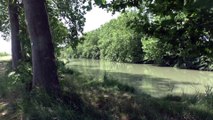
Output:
[[108, 0, 213, 68], [76, 30, 100, 59], [7, 61, 32, 93], [70, 12, 143, 63], [50, 0, 92, 48], [98, 13, 143, 63], [0, 0, 9, 38], [142, 37, 160, 62], [94, 0, 142, 13], [47, 4, 70, 57], [144, 0, 212, 67]]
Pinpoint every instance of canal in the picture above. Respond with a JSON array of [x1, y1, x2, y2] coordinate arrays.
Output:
[[67, 59, 213, 97]]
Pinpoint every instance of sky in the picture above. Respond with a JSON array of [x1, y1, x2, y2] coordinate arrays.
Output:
[[84, 6, 118, 32], [0, 6, 119, 54]]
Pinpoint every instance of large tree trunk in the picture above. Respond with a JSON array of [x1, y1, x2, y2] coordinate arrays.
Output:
[[8, 0, 22, 70], [22, 0, 60, 94]]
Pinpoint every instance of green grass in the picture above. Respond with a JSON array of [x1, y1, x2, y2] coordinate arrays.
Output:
[[0, 61, 213, 120], [0, 62, 21, 120], [59, 72, 213, 120], [0, 52, 9, 57]]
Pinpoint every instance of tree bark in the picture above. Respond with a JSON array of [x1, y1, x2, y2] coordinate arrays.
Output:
[[22, 0, 60, 95], [8, 0, 22, 70]]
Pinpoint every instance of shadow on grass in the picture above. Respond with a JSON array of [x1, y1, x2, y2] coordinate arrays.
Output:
[[1, 63, 213, 120], [57, 71, 213, 120], [0, 76, 20, 120]]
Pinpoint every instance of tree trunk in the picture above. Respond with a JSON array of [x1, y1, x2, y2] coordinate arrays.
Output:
[[22, 0, 60, 95], [8, 0, 22, 70]]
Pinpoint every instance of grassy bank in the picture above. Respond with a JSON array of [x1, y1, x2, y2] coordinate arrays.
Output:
[[0, 60, 213, 119]]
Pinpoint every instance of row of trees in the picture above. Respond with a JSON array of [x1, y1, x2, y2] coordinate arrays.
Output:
[[69, 12, 143, 63], [0, 0, 93, 95], [69, 0, 213, 70]]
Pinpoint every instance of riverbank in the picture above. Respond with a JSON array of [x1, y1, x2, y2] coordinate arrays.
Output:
[[1, 58, 213, 119], [143, 55, 213, 71], [72, 57, 213, 71]]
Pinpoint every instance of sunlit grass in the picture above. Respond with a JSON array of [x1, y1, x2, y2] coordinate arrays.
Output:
[[0, 56, 11, 62]]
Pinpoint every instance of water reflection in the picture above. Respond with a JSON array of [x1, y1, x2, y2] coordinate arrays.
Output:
[[68, 59, 213, 97]]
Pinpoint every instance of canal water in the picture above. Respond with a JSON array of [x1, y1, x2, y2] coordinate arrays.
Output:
[[68, 59, 213, 97]]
